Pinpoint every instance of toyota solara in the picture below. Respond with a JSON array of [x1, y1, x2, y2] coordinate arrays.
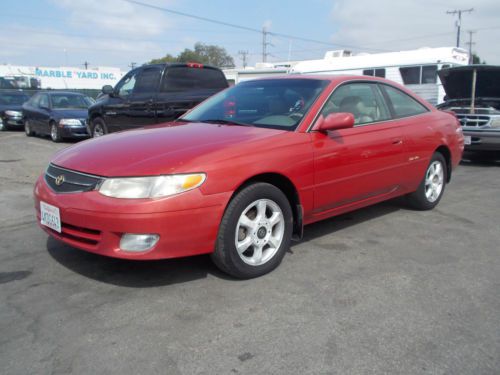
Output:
[[34, 76, 464, 278]]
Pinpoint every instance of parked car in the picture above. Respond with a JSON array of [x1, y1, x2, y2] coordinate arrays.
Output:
[[87, 63, 228, 137], [23, 91, 94, 142], [437, 65, 500, 154], [0, 90, 31, 131], [34, 76, 464, 278]]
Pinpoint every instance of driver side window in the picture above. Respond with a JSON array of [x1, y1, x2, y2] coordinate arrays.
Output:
[[115, 70, 139, 97], [321, 82, 390, 126]]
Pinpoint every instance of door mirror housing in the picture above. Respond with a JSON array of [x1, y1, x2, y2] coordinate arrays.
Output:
[[313, 112, 355, 132], [102, 85, 115, 96]]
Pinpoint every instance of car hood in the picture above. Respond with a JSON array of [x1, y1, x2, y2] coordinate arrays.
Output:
[[51, 121, 287, 177], [0, 104, 24, 113], [51, 109, 88, 119], [438, 65, 500, 101]]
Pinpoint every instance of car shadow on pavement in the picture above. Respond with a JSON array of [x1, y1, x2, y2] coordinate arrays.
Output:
[[460, 152, 500, 167], [46, 237, 233, 287], [46, 199, 404, 287]]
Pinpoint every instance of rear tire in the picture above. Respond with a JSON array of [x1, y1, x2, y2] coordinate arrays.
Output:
[[211, 183, 293, 279], [91, 117, 108, 138], [24, 119, 34, 136], [407, 152, 447, 210], [50, 122, 62, 143]]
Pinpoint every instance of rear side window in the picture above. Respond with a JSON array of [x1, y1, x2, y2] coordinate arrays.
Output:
[[160, 67, 228, 93], [382, 85, 428, 118], [133, 67, 162, 94]]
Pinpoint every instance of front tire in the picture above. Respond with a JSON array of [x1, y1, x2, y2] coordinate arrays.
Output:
[[407, 152, 447, 210], [211, 183, 293, 279], [0, 120, 6, 131], [50, 122, 61, 142], [24, 119, 34, 136], [91, 117, 108, 138]]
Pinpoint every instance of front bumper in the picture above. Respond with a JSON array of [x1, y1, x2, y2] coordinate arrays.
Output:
[[34, 175, 230, 260], [464, 129, 500, 151], [6, 116, 24, 127], [60, 125, 89, 139]]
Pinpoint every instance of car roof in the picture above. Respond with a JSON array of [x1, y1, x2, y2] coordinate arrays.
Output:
[[34, 91, 87, 96]]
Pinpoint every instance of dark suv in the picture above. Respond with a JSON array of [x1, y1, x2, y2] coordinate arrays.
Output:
[[87, 63, 228, 137]]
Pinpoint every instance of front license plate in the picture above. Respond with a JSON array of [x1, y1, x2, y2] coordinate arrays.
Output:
[[40, 201, 61, 233], [464, 135, 471, 145]]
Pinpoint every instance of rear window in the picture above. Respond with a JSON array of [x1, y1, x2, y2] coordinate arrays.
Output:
[[0, 93, 29, 105], [160, 67, 228, 93]]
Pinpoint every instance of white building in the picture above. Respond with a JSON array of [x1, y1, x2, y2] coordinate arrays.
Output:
[[0, 65, 125, 90]]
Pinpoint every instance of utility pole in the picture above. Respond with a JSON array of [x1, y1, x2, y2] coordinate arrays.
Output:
[[238, 50, 249, 68], [466, 30, 476, 64], [446, 8, 474, 47], [129, 62, 137, 69], [262, 27, 273, 63], [83, 61, 90, 70]]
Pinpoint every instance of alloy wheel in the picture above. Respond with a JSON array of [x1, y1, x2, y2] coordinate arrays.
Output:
[[424, 160, 444, 203], [234, 198, 285, 266]]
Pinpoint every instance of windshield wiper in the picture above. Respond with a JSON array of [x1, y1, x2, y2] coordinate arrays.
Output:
[[201, 119, 253, 127]]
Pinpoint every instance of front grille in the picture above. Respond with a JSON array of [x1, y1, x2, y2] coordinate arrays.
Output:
[[456, 114, 490, 127], [45, 164, 102, 193]]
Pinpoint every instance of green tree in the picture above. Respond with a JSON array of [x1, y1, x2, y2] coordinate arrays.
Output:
[[149, 43, 234, 68], [471, 53, 486, 64], [149, 53, 177, 64]]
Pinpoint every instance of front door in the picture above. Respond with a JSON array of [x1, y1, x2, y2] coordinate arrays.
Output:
[[312, 82, 408, 215]]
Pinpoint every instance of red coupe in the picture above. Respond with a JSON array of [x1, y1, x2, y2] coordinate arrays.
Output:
[[34, 76, 464, 278]]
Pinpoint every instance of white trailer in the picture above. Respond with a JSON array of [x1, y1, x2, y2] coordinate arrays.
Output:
[[290, 47, 469, 105]]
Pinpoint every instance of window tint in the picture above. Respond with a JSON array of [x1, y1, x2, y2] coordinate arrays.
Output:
[[182, 78, 328, 131], [160, 67, 228, 92], [400, 65, 438, 84], [320, 82, 391, 126], [134, 67, 162, 94], [362, 69, 386, 78], [382, 85, 427, 117], [39, 94, 49, 108], [422, 65, 437, 84], [115, 70, 139, 97], [51, 94, 92, 109], [30, 94, 41, 107], [400, 66, 420, 84]]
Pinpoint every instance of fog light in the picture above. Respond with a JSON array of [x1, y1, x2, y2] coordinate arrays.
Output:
[[120, 234, 159, 252]]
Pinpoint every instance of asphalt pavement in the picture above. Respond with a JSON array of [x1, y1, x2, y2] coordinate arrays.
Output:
[[1, 131, 499, 375]]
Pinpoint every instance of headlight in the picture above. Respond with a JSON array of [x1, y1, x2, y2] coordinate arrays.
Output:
[[5, 110, 22, 117], [98, 173, 206, 199], [490, 117, 500, 129], [59, 118, 82, 126]]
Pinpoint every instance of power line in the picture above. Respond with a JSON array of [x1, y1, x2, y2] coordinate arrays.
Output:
[[446, 8, 474, 47], [120, 0, 390, 52]]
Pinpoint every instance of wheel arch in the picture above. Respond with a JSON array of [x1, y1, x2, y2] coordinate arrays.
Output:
[[435, 145, 452, 182], [230, 172, 303, 240]]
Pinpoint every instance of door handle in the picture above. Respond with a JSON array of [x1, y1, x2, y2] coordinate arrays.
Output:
[[391, 138, 403, 145]]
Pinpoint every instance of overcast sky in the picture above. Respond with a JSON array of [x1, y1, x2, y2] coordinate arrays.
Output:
[[1, 0, 499, 70]]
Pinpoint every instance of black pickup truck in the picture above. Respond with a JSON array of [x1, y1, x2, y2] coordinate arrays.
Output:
[[87, 63, 228, 137]]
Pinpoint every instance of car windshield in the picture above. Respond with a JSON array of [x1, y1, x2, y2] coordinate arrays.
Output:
[[0, 93, 29, 105], [51, 94, 93, 109], [181, 78, 329, 130]]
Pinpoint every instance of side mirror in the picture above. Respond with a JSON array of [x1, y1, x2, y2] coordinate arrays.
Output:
[[313, 112, 355, 132], [102, 85, 114, 96]]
